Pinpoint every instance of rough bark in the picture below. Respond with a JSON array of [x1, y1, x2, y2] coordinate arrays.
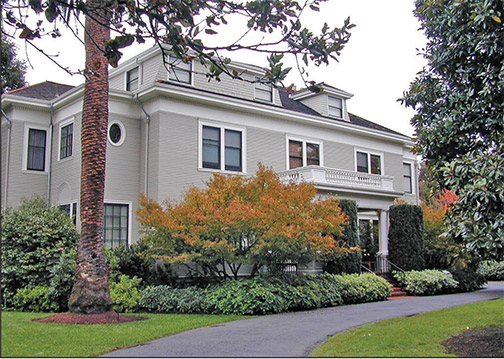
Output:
[[68, 1, 113, 314]]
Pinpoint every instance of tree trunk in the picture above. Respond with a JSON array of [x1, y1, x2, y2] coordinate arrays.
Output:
[[68, 1, 113, 314]]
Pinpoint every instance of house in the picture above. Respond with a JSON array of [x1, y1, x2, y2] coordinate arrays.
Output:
[[1, 45, 419, 271]]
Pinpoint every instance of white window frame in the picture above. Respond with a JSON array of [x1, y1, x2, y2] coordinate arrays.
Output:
[[167, 55, 193, 85], [328, 96, 344, 118], [108, 120, 126, 147], [103, 200, 132, 247], [22, 123, 50, 173], [58, 117, 75, 162], [198, 120, 247, 174], [286, 135, 324, 170], [125, 66, 140, 91], [254, 78, 274, 103], [59, 201, 78, 225], [354, 148, 384, 175], [403, 161, 415, 195]]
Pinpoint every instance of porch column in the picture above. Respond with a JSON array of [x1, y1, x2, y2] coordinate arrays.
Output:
[[377, 209, 389, 272]]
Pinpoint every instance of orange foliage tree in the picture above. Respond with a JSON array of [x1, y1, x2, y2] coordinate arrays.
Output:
[[137, 165, 348, 279]]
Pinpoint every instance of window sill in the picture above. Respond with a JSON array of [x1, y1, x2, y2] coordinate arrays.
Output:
[[198, 167, 247, 176], [57, 156, 74, 164], [22, 169, 48, 175]]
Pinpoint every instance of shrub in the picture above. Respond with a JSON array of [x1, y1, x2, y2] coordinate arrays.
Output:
[[393, 270, 458, 296], [333, 273, 391, 303], [138, 285, 210, 313], [477, 260, 504, 281], [388, 204, 425, 270], [1, 197, 79, 307], [449, 268, 486, 292], [324, 200, 362, 274], [12, 286, 59, 312], [48, 248, 77, 311], [109, 275, 143, 313]]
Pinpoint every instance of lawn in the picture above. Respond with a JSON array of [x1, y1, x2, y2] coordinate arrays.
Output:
[[1, 311, 249, 357], [311, 298, 504, 357]]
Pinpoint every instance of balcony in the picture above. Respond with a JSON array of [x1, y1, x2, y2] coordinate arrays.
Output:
[[278, 166, 398, 195]]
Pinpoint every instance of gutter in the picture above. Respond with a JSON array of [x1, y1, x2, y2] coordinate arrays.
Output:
[[1, 109, 12, 209], [46, 104, 54, 204], [135, 94, 151, 196]]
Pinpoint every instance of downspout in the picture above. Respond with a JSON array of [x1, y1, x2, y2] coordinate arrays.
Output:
[[46, 104, 54, 204], [135, 94, 150, 197], [1, 109, 12, 209]]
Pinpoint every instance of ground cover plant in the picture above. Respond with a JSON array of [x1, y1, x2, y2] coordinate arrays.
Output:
[[0, 311, 249, 358], [311, 299, 504, 357]]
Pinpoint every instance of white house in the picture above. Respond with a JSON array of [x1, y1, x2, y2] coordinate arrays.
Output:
[[1, 45, 419, 270]]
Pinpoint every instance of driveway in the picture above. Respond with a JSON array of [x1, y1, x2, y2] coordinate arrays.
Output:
[[103, 282, 503, 357]]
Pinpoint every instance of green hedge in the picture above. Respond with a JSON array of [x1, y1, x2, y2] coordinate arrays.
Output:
[[388, 204, 425, 271], [393, 270, 458, 296], [323, 200, 362, 274], [477, 260, 504, 281], [137, 273, 391, 315]]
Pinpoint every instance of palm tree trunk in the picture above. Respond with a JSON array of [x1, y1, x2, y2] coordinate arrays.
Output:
[[68, 0, 113, 314]]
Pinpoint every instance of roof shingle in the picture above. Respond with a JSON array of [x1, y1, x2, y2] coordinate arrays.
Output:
[[6, 81, 75, 101]]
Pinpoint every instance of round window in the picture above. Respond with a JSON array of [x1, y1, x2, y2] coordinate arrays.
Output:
[[108, 122, 125, 146]]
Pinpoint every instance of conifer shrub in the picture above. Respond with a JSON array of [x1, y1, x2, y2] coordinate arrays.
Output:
[[388, 204, 425, 271], [323, 200, 362, 274]]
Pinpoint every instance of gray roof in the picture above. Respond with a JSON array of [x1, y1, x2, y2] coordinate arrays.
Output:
[[5, 81, 75, 101]]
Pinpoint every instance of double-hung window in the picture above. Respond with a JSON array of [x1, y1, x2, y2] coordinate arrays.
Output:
[[126, 67, 139, 91], [255, 79, 273, 102], [201, 124, 244, 173], [356, 151, 382, 175], [59, 202, 78, 225], [328, 96, 343, 118], [27, 129, 47, 171], [168, 55, 192, 84], [288, 138, 321, 169], [104, 203, 129, 248], [403, 162, 413, 193], [60, 123, 73, 159]]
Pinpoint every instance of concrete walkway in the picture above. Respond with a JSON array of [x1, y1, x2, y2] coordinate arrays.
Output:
[[103, 282, 503, 357]]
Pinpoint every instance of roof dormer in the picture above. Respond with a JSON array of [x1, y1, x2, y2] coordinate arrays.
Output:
[[291, 83, 353, 121]]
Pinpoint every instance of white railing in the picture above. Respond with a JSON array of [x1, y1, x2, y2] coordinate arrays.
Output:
[[278, 166, 395, 192]]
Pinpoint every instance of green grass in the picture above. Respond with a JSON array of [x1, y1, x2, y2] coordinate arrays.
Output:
[[311, 299, 504, 357], [1, 312, 249, 357]]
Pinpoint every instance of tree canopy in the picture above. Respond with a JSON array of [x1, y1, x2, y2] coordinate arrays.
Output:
[[137, 165, 348, 279], [3, 0, 354, 86], [403, 0, 504, 261], [1, 34, 26, 93]]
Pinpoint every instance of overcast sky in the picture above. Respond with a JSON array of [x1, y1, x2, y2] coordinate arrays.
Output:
[[13, 0, 427, 137]]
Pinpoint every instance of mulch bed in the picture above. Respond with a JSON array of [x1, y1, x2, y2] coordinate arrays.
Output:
[[33, 311, 147, 325], [442, 325, 504, 357]]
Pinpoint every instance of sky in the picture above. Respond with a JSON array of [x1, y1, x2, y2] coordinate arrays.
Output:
[[12, 0, 427, 137]]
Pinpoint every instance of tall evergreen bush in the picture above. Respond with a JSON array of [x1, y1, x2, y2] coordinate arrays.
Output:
[[388, 204, 424, 271], [323, 200, 362, 274]]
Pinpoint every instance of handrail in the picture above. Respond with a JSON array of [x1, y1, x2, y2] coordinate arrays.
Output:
[[360, 264, 375, 274], [385, 258, 406, 273]]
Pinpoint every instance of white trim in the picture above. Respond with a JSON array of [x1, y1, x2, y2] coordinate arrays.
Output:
[[254, 78, 275, 104], [327, 95, 344, 119], [354, 147, 385, 175], [59, 200, 79, 225], [198, 119, 247, 174], [108, 120, 126, 146], [57, 116, 75, 162], [22, 123, 50, 173], [103, 200, 133, 246], [286, 135, 324, 170]]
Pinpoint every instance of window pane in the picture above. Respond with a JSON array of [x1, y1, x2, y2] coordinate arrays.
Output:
[[103, 204, 128, 249], [403, 163, 412, 193], [328, 96, 343, 117], [306, 143, 319, 166], [60, 123, 73, 159], [357, 152, 368, 173], [225, 147, 241, 171], [403, 163, 412, 176], [59, 204, 71, 216], [289, 157, 303, 169], [289, 140, 303, 169], [27, 129, 46, 171], [225, 130, 241, 148], [371, 154, 381, 175], [127, 67, 139, 91], [202, 126, 220, 169], [255, 79, 272, 102]]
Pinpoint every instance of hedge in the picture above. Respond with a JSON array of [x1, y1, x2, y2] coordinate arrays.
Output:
[[388, 204, 425, 271]]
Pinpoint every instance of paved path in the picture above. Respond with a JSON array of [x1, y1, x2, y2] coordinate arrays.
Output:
[[104, 282, 503, 357]]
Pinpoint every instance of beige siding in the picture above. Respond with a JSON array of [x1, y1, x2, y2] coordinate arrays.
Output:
[[1, 121, 10, 208], [109, 73, 123, 90], [299, 95, 326, 116], [247, 127, 285, 172], [147, 114, 160, 200], [384, 152, 404, 192], [324, 141, 354, 170]]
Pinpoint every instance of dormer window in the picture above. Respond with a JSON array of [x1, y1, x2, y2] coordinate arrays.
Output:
[[255, 79, 273, 102], [168, 55, 192, 84], [328, 96, 343, 118], [126, 67, 139, 91]]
